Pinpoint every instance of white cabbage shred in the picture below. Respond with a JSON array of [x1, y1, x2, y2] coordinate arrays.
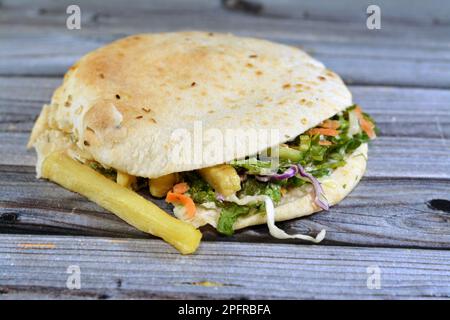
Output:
[[348, 109, 360, 136], [225, 195, 326, 243]]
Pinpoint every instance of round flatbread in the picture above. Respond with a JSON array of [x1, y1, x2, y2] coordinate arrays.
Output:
[[29, 31, 367, 235], [29, 31, 352, 178]]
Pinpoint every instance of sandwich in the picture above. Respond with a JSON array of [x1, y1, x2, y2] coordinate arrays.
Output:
[[28, 32, 377, 254]]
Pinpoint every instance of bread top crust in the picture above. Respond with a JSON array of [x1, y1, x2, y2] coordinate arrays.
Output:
[[30, 31, 352, 178]]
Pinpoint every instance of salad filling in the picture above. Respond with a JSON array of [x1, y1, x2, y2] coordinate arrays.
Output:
[[91, 105, 377, 240]]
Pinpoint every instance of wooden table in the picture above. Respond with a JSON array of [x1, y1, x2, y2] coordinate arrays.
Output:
[[1, 0, 449, 299]]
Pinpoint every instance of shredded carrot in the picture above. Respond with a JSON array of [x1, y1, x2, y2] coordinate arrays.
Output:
[[319, 140, 333, 146], [173, 182, 189, 194], [354, 106, 376, 139], [353, 106, 363, 114], [320, 119, 340, 129], [165, 192, 196, 218], [307, 128, 340, 136], [360, 119, 376, 139]]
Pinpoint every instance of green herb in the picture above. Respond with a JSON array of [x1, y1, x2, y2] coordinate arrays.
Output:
[[217, 203, 250, 236], [229, 106, 376, 184], [239, 178, 281, 204], [286, 176, 307, 188], [299, 134, 311, 151], [89, 162, 117, 180], [278, 146, 302, 162], [182, 172, 216, 203], [181, 171, 216, 203], [229, 158, 272, 175]]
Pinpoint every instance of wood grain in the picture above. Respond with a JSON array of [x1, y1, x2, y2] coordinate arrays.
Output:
[[1, 32, 449, 88], [1, 0, 450, 87], [1, 165, 449, 248], [1, 0, 450, 300], [1, 234, 449, 299], [5, 0, 449, 26]]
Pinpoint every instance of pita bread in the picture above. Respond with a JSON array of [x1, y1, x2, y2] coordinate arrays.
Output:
[[29, 31, 368, 234], [29, 31, 352, 178]]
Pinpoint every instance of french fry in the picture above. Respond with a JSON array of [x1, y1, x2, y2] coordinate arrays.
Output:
[[149, 173, 178, 197], [41, 152, 202, 254], [198, 164, 241, 196], [116, 171, 137, 189]]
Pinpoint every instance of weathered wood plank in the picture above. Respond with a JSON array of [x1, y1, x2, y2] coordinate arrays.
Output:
[[3, 0, 450, 30], [0, 234, 449, 299], [1, 0, 450, 87], [351, 86, 450, 139], [2, 29, 450, 89], [226, 0, 450, 27], [1, 32, 449, 88], [0, 0, 448, 300], [5, 0, 450, 26], [1, 165, 449, 249], [7, 0, 450, 24]]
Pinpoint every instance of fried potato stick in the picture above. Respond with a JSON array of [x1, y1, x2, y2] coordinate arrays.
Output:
[[41, 152, 202, 254]]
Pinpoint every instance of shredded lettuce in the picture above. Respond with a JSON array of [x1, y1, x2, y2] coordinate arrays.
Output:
[[216, 181, 281, 236], [239, 178, 281, 204], [229, 158, 272, 175], [182, 172, 216, 203], [217, 203, 250, 236], [218, 195, 326, 242], [278, 106, 376, 179]]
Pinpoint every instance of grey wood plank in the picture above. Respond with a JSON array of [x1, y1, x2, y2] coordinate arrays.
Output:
[[3, 0, 450, 28], [0, 1, 448, 300], [0, 234, 449, 299], [1, 1, 450, 87], [2, 32, 450, 88], [2, 0, 449, 48], [1, 32, 449, 89], [1, 164, 449, 249], [227, 0, 450, 27], [351, 85, 450, 139]]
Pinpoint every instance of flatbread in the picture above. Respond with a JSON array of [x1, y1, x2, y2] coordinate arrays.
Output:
[[29, 31, 352, 178], [29, 31, 365, 232], [174, 143, 367, 229]]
